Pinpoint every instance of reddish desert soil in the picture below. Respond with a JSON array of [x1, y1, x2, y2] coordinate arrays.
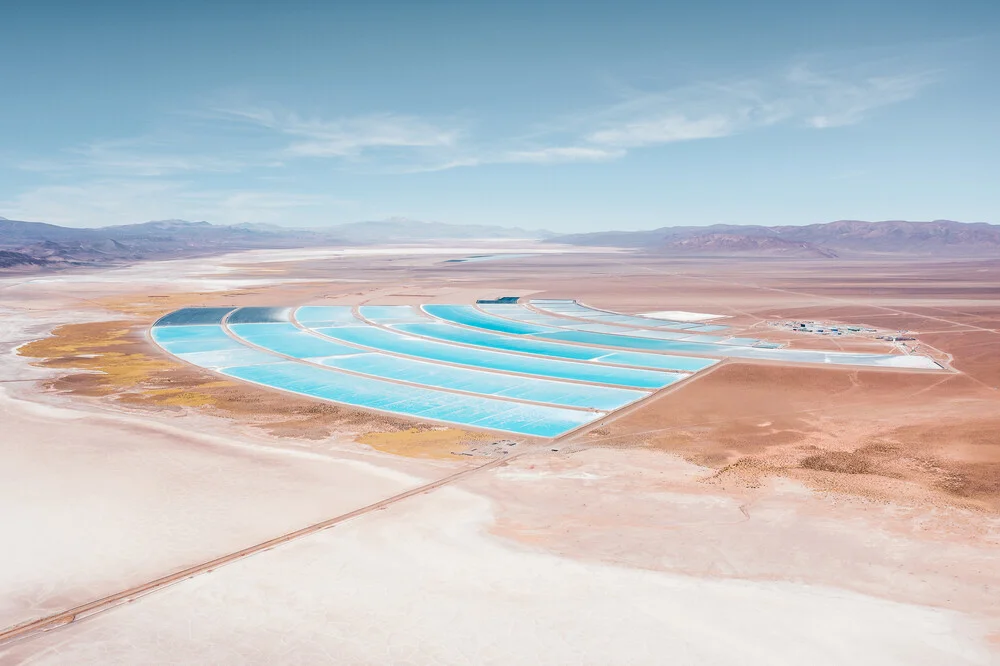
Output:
[[513, 255, 1000, 512], [587, 363, 1000, 511], [13, 251, 1000, 510]]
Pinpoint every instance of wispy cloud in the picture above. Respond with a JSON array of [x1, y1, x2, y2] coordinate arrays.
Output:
[[499, 146, 626, 164], [570, 63, 936, 153], [212, 107, 462, 158], [398, 60, 937, 172], [587, 114, 734, 147], [1, 55, 941, 225], [0, 179, 352, 227], [786, 65, 936, 128], [392, 146, 625, 173], [24, 60, 931, 181], [1, 180, 185, 225], [18, 136, 278, 177]]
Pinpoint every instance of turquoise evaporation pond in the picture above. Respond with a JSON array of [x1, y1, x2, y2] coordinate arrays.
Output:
[[151, 325, 283, 368], [530, 301, 729, 332], [221, 362, 601, 437], [154, 307, 236, 326], [540, 330, 764, 354], [555, 324, 751, 345], [227, 307, 292, 324], [528, 301, 698, 329], [423, 305, 721, 354], [479, 305, 755, 345], [229, 323, 647, 410], [387, 322, 718, 373], [152, 321, 606, 436], [357, 305, 430, 324], [541, 329, 939, 368], [299, 306, 938, 370], [307, 323, 681, 389], [413, 306, 723, 367], [321, 354, 645, 410], [422, 305, 548, 335], [229, 323, 365, 359], [151, 324, 249, 355], [294, 306, 360, 326], [479, 310, 569, 326], [558, 309, 728, 333], [477, 305, 661, 332], [569, 323, 689, 338], [422, 305, 782, 358]]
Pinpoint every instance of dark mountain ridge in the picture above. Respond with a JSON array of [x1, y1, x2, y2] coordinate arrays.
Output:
[[2, 217, 996, 271], [548, 220, 1000, 256], [660, 233, 840, 258]]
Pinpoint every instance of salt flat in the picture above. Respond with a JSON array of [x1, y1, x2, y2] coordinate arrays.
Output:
[[1, 485, 991, 666], [0, 387, 427, 630]]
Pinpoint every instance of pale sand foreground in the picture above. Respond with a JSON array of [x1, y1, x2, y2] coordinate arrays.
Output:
[[473, 450, 1000, 617], [1, 484, 992, 666], [1, 248, 998, 664], [0, 389, 432, 631]]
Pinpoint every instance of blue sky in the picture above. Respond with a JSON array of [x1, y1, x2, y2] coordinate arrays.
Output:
[[1, 0, 997, 230]]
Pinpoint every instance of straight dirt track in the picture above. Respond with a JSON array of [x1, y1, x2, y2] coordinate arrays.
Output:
[[0, 371, 662, 651], [0, 453, 514, 647], [0, 348, 723, 648]]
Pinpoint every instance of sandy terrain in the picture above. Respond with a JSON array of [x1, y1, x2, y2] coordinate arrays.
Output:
[[1, 245, 998, 663], [1, 480, 993, 665], [0, 389, 434, 630], [587, 363, 1000, 510]]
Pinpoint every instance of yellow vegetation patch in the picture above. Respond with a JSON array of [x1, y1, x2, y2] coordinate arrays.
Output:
[[16, 314, 453, 442], [357, 428, 489, 460], [17, 320, 252, 410], [18, 321, 179, 396], [17, 321, 134, 357], [142, 386, 226, 407]]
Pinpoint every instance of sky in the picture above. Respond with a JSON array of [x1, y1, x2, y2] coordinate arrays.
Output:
[[0, 0, 997, 231]]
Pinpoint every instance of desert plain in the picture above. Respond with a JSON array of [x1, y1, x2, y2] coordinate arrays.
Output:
[[1, 243, 998, 664]]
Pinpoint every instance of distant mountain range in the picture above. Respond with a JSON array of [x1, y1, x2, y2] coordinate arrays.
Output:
[[0, 217, 550, 270], [1, 217, 997, 271], [547, 220, 1000, 257]]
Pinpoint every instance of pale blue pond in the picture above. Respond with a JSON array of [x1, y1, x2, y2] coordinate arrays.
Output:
[[229, 322, 364, 359], [295, 306, 360, 326], [422, 304, 548, 335], [151, 304, 939, 440], [390, 322, 719, 373], [358, 306, 430, 324], [529, 300, 729, 332], [425, 305, 755, 355], [228, 322, 648, 410], [308, 322, 684, 389], [223, 362, 601, 437]]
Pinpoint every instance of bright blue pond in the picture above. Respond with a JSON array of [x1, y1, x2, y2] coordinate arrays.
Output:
[[222, 362, 600, 437], [308, 323, 682, 389], [228, 322, 648, 410], [294, 306, 359, 325], [422, 305, 548, 335], [392, 322, 718, 373]]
